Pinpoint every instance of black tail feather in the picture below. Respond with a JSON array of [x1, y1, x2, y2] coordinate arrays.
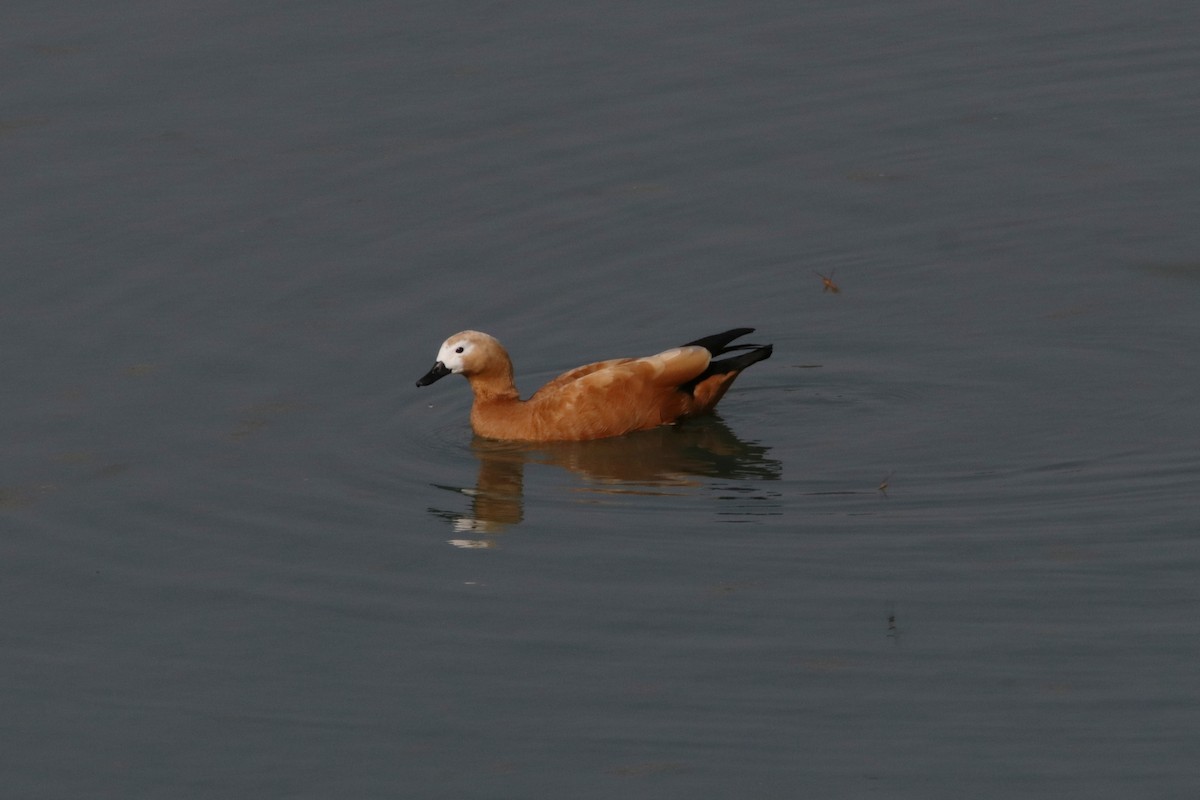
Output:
[[683, 327, 763, 355], [709, 343, 773, 374], [679, 329, 773, 394]]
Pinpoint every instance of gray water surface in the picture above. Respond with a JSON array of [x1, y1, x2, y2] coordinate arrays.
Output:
[[3, 1, 1199, 797]]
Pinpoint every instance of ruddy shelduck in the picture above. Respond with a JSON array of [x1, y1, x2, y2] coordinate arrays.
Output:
[[416, 328, 773, 441]]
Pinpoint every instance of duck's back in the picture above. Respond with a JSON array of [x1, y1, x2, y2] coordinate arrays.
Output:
[[475, 347, 713, 441]]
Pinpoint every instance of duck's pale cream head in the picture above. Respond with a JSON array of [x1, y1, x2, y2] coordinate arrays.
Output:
[[416, 330, 500, 386]]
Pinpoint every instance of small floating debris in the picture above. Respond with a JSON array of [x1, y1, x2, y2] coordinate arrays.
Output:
[[815, 270, 840, 294]]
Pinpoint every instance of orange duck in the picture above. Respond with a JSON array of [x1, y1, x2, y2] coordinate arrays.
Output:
[[416, 328, 772, 441]]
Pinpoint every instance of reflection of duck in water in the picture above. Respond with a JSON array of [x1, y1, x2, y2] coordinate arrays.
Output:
[[417, 328, 772, 441], [429, 416, 782, 536]]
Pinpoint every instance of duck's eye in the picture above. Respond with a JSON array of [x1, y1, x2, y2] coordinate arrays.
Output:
[[455, 346, 465, 354]]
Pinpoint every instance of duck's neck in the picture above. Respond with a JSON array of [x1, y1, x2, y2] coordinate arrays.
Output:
[[469, 379, 520, 404], [466, 366, 520, 404]]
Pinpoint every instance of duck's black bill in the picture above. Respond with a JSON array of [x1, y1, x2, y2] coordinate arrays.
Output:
[[416, 362, 451, 387]]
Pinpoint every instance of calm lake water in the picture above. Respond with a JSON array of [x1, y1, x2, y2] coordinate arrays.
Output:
[[4, 1, 1198, 797]]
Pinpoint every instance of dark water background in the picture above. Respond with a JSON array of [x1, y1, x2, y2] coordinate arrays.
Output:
[[4, 1, 1199, 797]]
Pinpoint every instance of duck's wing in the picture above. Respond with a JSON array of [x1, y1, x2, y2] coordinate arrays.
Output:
[[624, 346, 713, 388], [519, 347, 711, 437], [552, 347, 711, 396], [529, 358, 634, 399]]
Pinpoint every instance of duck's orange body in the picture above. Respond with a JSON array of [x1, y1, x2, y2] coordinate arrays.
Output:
[[417, 328, 772, 441]]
